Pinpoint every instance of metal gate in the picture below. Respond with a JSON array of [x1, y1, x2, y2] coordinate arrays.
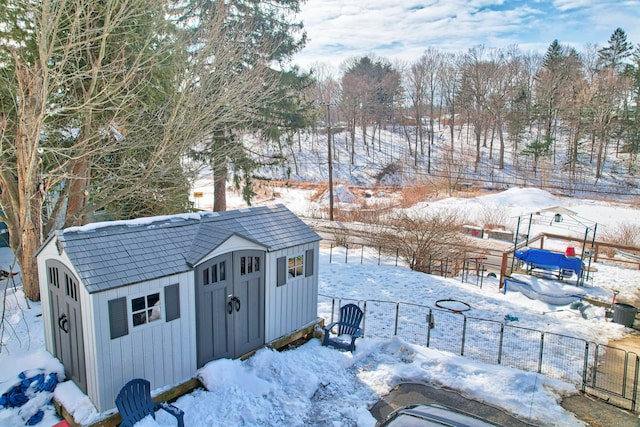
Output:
[[585, 343, 639, 411]]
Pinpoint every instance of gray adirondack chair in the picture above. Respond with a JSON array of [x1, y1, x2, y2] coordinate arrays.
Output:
[[322, 303, 363, 352], [115, 378, 184, 427]]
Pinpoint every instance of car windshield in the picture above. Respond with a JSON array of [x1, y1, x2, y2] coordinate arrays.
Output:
[[383, 404, 499, 427]]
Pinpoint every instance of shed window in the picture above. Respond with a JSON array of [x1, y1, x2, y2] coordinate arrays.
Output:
[[288, 255, 304, 278], [131, 292, 161, 327], [65, 273, 78, 302], [48, 267, 59, 288], [204, 260, 226, 285], [240, 256, 260, 276]]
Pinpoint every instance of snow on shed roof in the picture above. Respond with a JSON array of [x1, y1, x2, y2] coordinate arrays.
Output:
[[56, 204, 320, 293]]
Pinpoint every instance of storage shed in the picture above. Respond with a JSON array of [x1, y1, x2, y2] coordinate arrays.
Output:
[[36, 204, 321, 412]]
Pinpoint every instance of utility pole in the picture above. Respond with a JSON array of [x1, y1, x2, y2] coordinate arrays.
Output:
[[327, 102, 334, 221]]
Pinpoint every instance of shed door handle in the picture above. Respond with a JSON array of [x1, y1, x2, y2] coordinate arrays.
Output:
[[228, 296, 241, 313], [58, 314, 69, 333]]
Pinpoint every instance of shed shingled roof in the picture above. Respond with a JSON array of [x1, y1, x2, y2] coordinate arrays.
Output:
[[57, 204, 320, 293]]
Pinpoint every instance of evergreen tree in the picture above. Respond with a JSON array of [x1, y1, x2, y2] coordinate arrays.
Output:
[[180, 0, 311, 211], [535, 40, 583, 151], [598, 28, 633, 73]]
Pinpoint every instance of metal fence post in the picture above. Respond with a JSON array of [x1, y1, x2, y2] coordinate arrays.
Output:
[[498, 323, 505, 365], [461, 315, 467, 356], [378, 246, 381, 265], [345, 244, 348, 264], [361, 245, 364, 264], [632, 354, 639, 412], [623, 351, 629, 398], [330, 243, 333, 263], [582, 341, 590, 393], [361, 300, 367, 337], [426, 308, 432, 347], [593, 344, 600, 387], [538, 333, 545, 373], [394, 303, 400, 336]]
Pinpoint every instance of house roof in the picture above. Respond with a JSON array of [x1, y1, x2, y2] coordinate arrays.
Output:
[[55, 204, 320, 293]]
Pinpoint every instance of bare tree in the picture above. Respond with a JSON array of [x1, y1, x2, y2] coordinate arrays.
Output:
[[1, 0, 181, 300], [588, 69, 625, 180], [380, 209, 465, 273], [459, 46, 493, 171], [0, 0, 285, 300], [438, 52, 463, 151], [406, 55, 429, 166], [406, 48, 443, 171]]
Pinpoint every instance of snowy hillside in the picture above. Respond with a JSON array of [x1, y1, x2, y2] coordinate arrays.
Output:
[[242, 124, 640, 199]]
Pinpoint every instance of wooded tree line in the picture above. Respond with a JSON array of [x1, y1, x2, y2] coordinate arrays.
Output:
[[307, 28, 640, 185], [0, 0, 310, 300]]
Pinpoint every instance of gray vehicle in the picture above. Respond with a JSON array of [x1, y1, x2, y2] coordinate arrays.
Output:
[[380, 403, 501, 427]]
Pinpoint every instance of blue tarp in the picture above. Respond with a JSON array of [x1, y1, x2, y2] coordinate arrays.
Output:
[[514, 248, 583, 275], [0, 371, 58, 425]]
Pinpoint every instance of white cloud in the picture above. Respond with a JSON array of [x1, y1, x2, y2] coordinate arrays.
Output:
[[294, 0, 640, 71]]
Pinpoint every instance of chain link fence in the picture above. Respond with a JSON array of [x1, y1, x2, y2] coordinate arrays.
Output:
[[319, 294, 640, 412]]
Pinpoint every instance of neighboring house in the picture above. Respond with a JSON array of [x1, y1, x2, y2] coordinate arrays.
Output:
[[36, 204, 321, 412]]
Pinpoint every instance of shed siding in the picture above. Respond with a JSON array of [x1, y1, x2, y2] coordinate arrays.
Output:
[[91, 271, 195, 411], [264, 242, 319, 342]]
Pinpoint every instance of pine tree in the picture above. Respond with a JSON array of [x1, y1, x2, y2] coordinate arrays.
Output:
[[598, 28, 633, 73], [181, 0, 311, 211]]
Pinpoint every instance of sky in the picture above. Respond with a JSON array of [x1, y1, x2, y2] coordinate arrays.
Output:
[[1, 187, 640, 426], [293, 0, 640, 71]]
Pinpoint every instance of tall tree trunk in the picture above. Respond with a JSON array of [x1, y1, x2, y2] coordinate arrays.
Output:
[[212, 136, 228, 212], [350, 120, 356, 165], [449, 102, 455, 150], [595, 132, 607, 181], [213, 162, 227, 212], [11, 62, 46, 301], [65, 156, 91, 227], [498, 121, 505, 170]]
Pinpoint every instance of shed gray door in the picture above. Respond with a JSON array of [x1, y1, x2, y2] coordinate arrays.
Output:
[[195, 250, 264, 367], [232, 250, 265, 357], [46, 260, 87, 393]]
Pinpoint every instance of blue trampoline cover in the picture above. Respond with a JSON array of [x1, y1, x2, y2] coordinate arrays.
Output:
[[514, 248, 583, 275]]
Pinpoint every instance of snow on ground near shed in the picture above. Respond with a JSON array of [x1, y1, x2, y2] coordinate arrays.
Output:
[[2, 187, 640, 426]]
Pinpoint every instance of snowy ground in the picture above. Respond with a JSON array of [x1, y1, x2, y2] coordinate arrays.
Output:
[[1, 188, 640, 426]]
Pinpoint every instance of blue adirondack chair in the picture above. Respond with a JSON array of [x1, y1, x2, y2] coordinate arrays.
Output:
[[115, 378, 184, 427], [322, 303, 364, 352]]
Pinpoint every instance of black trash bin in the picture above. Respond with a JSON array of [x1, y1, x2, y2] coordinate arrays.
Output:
[[613, 303, 637, 327]]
